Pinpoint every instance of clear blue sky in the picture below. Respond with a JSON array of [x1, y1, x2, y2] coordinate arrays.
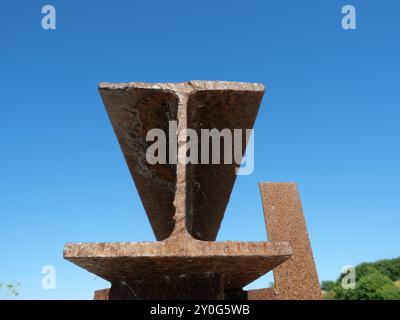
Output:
[[1, 0, 399, 299]]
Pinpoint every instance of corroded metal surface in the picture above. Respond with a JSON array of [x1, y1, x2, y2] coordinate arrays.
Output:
[[64, 240, 292, 299], [259, 183, 321, 300], [99, 84, 179, 241], [247, 288, 278, 300], [109, 274, 225, 300], [65, 81, 321, 300], [93, 288, 109, 300], [99, 81, 264, 241], [185, 88, 263, 240]]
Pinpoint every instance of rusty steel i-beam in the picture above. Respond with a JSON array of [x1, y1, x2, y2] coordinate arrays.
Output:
[[63, 81, 321, 300]]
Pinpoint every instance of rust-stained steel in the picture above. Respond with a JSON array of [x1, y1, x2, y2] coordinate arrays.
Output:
[[64, 81, 320, 300], [93, 288, 109, 300], [258, 182, 321, 300], [247, 288, 278, 300], [65, 240, 292, 299], [97, 81, 264, 241]]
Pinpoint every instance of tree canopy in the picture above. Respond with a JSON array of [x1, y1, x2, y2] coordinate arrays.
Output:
[[322, 257, 400, 300]]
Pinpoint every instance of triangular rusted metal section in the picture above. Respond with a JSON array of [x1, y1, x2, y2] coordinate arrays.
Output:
[[98, 81, 264, 241]]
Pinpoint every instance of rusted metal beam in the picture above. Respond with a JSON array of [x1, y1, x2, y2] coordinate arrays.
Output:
[[258, 182, 321, 300], [64, 81, 296, 300], [98, 81, 264, 241], [64, 82, 321, 300]]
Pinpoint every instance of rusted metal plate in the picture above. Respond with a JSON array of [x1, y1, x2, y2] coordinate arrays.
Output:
[[185, 86, 264, 240], [259, 182, 321, 300], [99, 84, 179, 241], [93, 288, 109, 300], [64, 240, 292, 295], [99, 81, 264, 241], [247, 288, 278, 300]]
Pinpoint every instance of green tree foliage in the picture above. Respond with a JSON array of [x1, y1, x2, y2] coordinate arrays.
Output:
[[0, 282, 20, 299], [334, 268, 400, 300], [321, 280, 335, 291], [322, 257, 400, 300], [373, 257, 400, 281]]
